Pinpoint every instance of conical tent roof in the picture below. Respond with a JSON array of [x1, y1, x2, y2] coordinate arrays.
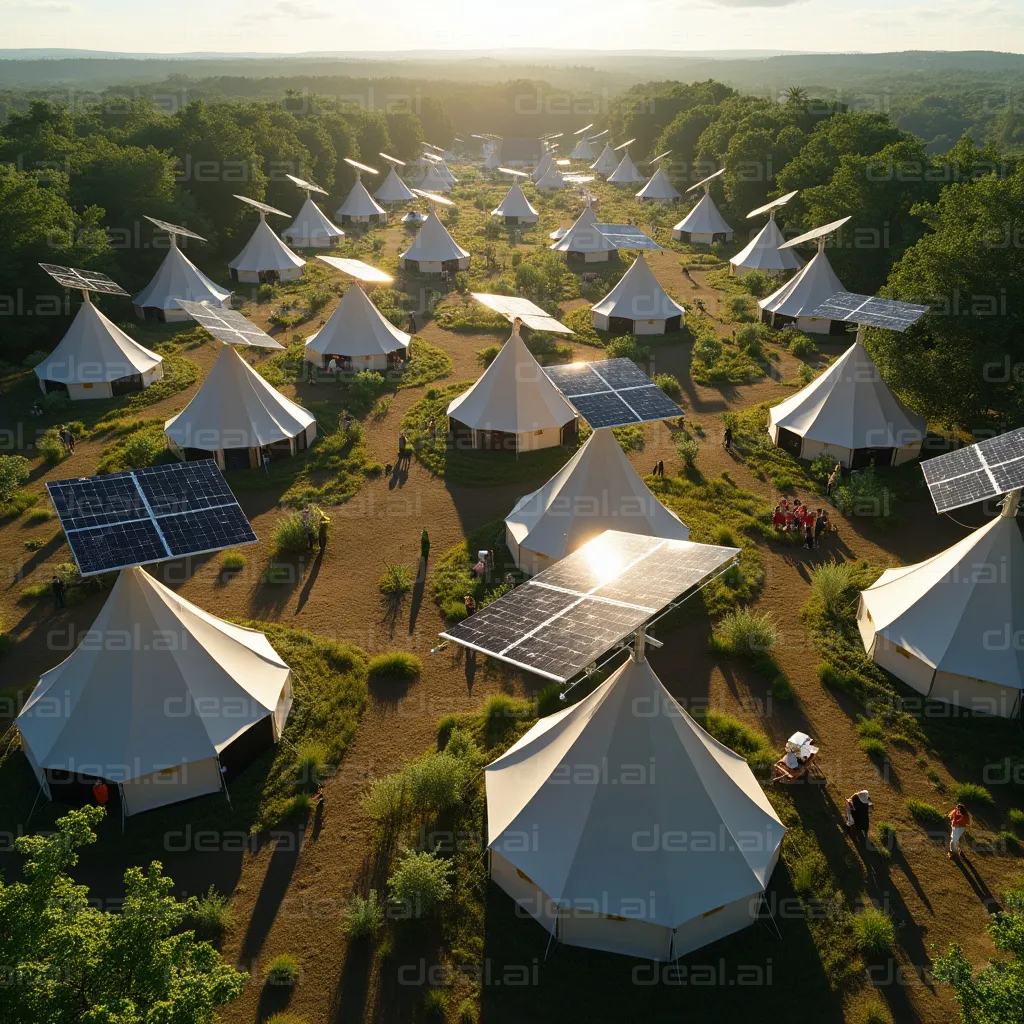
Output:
[[374, 166, 416, 202], [36, 300, 162, 384], [335, 178, 386, 219], [758, 249, 844, 318], [305, 283, 411, 358], [419, 164, 452, 192], [17, 566, 291, 779], [673, 192, 733, 236], [133, 243, 231, 313], [636, 166, 681, 201], [607, 150, 645, 185], [229, 218, 305, 274], [400, 211, 469, 263], [592, 255, 686, 321], [861, 514, 1024, 690], [492, 183, 538, 219], [535, 165, 567, 190], [730, 218, 804, 274], [768, 339, 925, 448], [570, 136, 596, 161], [506, 428, 689, 562], [531, 152, 554, 182], [165, 344, 315, 448], [282, 197, 344, 244], [436, 160, 457, 185], [484, 149, 502, 170], [550, 205, 617, 255], [486, 657, 785, 928], [447, 327, 576, 433], [590, 143, 619, 174]]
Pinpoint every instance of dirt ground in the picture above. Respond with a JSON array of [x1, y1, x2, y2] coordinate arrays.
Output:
[[0, 218, 1019, 1024]]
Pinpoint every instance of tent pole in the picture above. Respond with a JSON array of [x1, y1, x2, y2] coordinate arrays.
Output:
[[218, 758, 233, 807], [120, 785, 126, 833], [757, 892, 782, 940], [544, 910, 560, 961], [25, 785, 44, 826]]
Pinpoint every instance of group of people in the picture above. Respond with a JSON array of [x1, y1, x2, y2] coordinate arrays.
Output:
[[772, 498, 831, 549], [300, 505, 330, 553], [846, 789, 972, 860]]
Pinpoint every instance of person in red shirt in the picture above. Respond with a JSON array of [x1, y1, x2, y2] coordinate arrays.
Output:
[[947, 802, 971, 858], [772, 505, 785, 531], [92, 781, 109, 806]]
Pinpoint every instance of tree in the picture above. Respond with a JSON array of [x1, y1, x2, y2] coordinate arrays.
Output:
[[0, 455, 30, 502], [0, 807, 247, 1024], [933, 884, 1024, 1024]]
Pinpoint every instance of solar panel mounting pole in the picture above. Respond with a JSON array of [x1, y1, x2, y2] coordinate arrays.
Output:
[[1003, 489, 1021, 518]]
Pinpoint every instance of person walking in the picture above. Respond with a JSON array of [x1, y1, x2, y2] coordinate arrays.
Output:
[[92, 781, 109, 806], [317, 510, 330, 553], [723, 426, 733, 451], [428, 418, 436, 446], [420, 527, 430, 564], [398, 432, 408, 463], [845, 789, 872, 843], [51, 574, 66, 611], [947, 802, 971, 859], [803, 519, 814, 550], [826, 463, 841, 501], [302, 506, 316, 551]]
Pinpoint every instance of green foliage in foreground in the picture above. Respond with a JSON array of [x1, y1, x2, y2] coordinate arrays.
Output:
[[0, 806, 247, 1024]]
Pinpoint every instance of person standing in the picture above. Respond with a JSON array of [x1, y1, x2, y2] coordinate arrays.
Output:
[[398, 432, 408, 462], [420, 527, 430, 564], [318, 510, 330, 553], [723, 426, 733, 451], [302, 507, 316, 551], [51, 574, 66, 611], [92, 780, 109, 806], [827, 463, 841, 500], [846, 790, 872, 843], [428, 418, 436, 446], [464, 594, 477, 616], [803, 519, 814, 550], [947, 802, 971, 859]]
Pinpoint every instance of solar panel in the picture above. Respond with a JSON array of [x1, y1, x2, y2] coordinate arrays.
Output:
[[379, 152, 406, 166], [471, 293, 572, 334], [686, 167, 725, 193], [440, 530, 740, 681], [615, 138, 637, 150], [574, 123, 595, 135], [318, 256, 393, 283], [234, 194, 289, 218], [344, 157, 379, 175], [39, 264, 128, 297], [173, 300, 285, 350], [563, 174, 596, 184], [411, 188, 455, 207], [778, 216, 852, 250], [544, 358, 682, 428], [649, 150, 672, 163], [747, 191, 798, 219], [808, 291, 928, 332], [144, 216, 207, 242], [285, 173, 328, 195], [593, 224, 663, 250], [47, 461, 257, 576], [921, 427, 1024, 513], [498, 166, 529, 177]]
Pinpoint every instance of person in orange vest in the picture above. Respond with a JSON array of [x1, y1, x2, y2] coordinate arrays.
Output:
[[947, 802, 971, 859], [92, 781, 109, 806]]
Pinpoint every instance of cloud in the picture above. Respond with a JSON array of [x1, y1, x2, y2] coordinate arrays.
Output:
[[269, 0, 332, 17], [9, 0, 78, 10], [704, 0, 804, 7]]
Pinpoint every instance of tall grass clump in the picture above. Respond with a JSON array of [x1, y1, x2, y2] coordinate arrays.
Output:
[[272, 512, 311, 555], [906, 799, 944, 825], [852, 907, 896, 956], [368, 651, 422, 680], [387, 850, 453, 919], [378, 562, 414, 596], [810, 560, 859, 618], [950, 782, 994, 806], [342, 890, 384, 939], [713, 608, 779, 656]]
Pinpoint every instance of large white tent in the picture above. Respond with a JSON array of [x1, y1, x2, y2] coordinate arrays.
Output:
[[281, 197, 345, 247], [549, 205, 618, 263], [591, 255, 685, 334], [531, 152, 554, 182], [335, 178, 387, 224], [165, 344, 317, 471], [505, 427, 690, 573], [419, 164, 452, 192], [672, 193, 734, 244], [486, 656, 785, 960], [858, 505, 1024, 718], [535, 165, 568, 191], [36, 300, 164, 401], [590, 143, 619, 175], [607, 149, 646, 187], [492, 183, 538, 225], [375, 166, 416, 203], [569, 135, 597, 161], [133, 241, 231, 322], [399, 212, 471, 274], [758, 250, 848, 333], [16, 566, 294, 817], [447, 325, 577, 453], [730, 217, 804, 278], [636, 166, 681, 203], [305, 283, 410, 371], [435, 159, 458, 185], [767, 339, 925, 468], [229, 217, 305, 284]]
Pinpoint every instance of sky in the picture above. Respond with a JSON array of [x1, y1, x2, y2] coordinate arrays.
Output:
[[2, 0, 1024, 56]]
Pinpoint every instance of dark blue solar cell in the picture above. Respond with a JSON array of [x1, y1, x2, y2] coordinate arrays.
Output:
[[571, 391, 640, 428], [65, 520, 168, 575], [544, 363, 610, 396], [47, 474, 146, 531], [620, 385, 682, 422], [138, 460, 234, 516], [589, 357, 651, 390], [159, 504, 257, 557]]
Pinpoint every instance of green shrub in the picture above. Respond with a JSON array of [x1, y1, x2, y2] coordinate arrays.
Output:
[[221, 549, 247, 572], [368, 651, 422, 679], [726, 295, 754, 322], [37, 428, 67, 464], [906, 799, 944, 825], [378, 562, 414, 596], [25, 507, 53, 524], [118, 426, 165, 469], [264, 954, 301, 987], [951, 782, 994, 806], [853, 1001, 894, 1024], [443, 727, 482, 763], [789, 333, 817, 357], [423, 988, 448, 1021], [188, 885, 234, 941], [483, 693, 530, 745], [41, 390, 69, 414], [536, 682, 563, 718], [808, 451, 836, 482], [796, 363, 814, 384], [22, 348, 48, 368], [1007, 808, 1024, 832], [272, 513, 310, 555], [674, 435, 699, 468], [387, 850, 453, 918], [860, 737, 887, 759], [714, 608, 779, 656], [653, 373, 682, 399], [834, 466, 893, 520], [742, 270, 772, 298], [408, 752, 475, 812], [346, 370, 388, 415], [456, 998, 479, 1024], [855, 716, 885, 740], [605, 335, 650, 361], [876, 822, 897, 851], [362, 773, 408, 826], [293, 740, 329, 792], [809, 560, 860, 618], [284, 792, 314, 819], [694, 708, 773, 774], [342, 890, 384, 939], [0, 455, 30, 502], [852, 907, 896, 956], [693, 333, 722, 366], [256, 283, 276, 302]]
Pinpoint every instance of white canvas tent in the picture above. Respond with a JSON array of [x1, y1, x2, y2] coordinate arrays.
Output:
[[436, 160, 458, 185], [505, 427, 690, 573], [591, 255, 685, 334], [229, 217, 305, 284], [858, 504, 1024, 718], [767, 339, 925, 468], [590, 143, 619, 175], [36, 299, 164, 401], [305, 283, 411, 371], [570, 135, 597, 161], [133, 241, 231, 322], [165, 344, 317, 470], [335, 178, 387, 224], [16, 566, 294, 817], [672, 193, 734, 244], [758, 250, 849, 334], [486, 656, 785, 960], [447, 324, 577, 453], [535, 165, 567, 191], [730, 217, 804, 278], [492, 183, 538, 225], [636, 166, 681, 203], [531, 152, 554, 182], [607, 150, 645, 187], [550, 205, 618, 263], [399, 212, 471, 274], [419, 164, 452, 192], [375, 166, 416, 203], [281, 197, 345, 247], [484, 148, 502, 171]]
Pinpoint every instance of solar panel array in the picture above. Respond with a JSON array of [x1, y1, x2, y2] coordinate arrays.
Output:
[[173, 300, 284, 349], [234, 194, 289, 217], [144, 216, 207, 242], [808, 292, 929, 332], [593, 224, 663, 250], [47, 460, 257, 575], [318, 256, 394, 283], [440, 531, 740, 681], [471, 293, 573, 334], [778, 216, 852, 250], [921, 427, 1024, 513], [285, 173, 328, 195], [544, 358, 682, 429], [39, 264, 128, 297]]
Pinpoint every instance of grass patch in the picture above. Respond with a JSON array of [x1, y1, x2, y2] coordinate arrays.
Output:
[[367, 651, 422, 680], [432, 520, 517, 623], [906, 799, 945, 825], [96, 419, 171, 474], [342, 891, 385, 939], [398, 337, 453, 389], [950, 781, 994, 806], [852, 907, 896, 956], [221, 549, 247, 572], [378, 562, 414, 596], [859, 736, 887, 759], [264, 954, 301, 988]]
